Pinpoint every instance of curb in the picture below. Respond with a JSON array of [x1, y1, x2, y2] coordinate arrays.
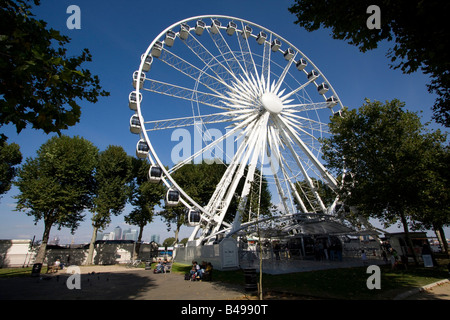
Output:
[[393, 278, 449, 300]]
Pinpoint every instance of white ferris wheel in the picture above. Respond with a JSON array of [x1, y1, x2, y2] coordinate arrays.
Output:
[[129, 15, 344, 245]]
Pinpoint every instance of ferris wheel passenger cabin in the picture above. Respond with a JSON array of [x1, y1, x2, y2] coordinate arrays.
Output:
[[151, 41, 163, 58], [129, 115, 141, 134], [179, 23, 190, 40], [326, 96, 338, 108], [136, 139, 150, 159], [317, 83, 330, 95], [307, 70, 319, 81], [211, 19, 221, 34], [165, 30, 176, 47], [296, 58, 307, 71], [128, 91, 142, 111], [195, 20, 206, 36], [185, 209, 201, 227], [141, 54, 153, 72], [226, 21, 237, 35], [284, 48, 295, 61], [256, 31, 267, 45], [165, 188, 180, 207], [271, 39, 281, 52], [148, 165, 163, 183], [133, 71, 145, 89], [242, 25, 252, 39]]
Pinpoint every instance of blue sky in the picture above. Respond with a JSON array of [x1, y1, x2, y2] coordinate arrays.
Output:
[[0, 0, 447, 244]]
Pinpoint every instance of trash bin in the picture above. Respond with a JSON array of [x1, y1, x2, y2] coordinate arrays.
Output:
[[243, 268, 257, 292], [31, 263, 42, 277]]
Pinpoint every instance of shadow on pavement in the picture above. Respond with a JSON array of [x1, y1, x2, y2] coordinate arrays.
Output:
[[0, 271, 156, 300]]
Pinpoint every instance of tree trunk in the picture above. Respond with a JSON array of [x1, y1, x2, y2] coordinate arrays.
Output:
[[400, 211, 419, 265], [434, 224, 449, 253], [35, 221, 52, 264], [134, 224, 145, 260], [173, 217, 182, 246], [86, 225, 98, 265]]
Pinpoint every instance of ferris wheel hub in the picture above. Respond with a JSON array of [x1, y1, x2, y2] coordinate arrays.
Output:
[[261, 92, 283, 115]]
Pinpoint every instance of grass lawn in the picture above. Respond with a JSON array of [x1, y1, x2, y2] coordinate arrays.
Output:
[[171, 260, 449, 300], [0, 266, 48, 277]]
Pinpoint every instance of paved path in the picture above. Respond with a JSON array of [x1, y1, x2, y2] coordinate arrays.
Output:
[[1, 265, 449, 300], [0, 265, 248, 300], [403, 280, 450, 300]]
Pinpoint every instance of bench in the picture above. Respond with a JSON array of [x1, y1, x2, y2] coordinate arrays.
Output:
[[47, 265, 60, 274]]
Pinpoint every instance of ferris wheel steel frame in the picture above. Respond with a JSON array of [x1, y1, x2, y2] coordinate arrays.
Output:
[[130, 15, 345, 246]]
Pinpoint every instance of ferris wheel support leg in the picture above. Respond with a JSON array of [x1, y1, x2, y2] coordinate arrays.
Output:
[[204, 116, 267, 243], [276, 116, 338, 191], [276, 120, 327, 212], [194, 122, 257, 244]]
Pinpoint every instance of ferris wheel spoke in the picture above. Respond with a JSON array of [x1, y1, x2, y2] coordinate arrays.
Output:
[[168, 113, 259, 175], [277, 128, 327, 212], [282, 101, 330, 113], [142, 78, 232, 111], [210, 114, 268, 235], [272, 52, 297, 94], [278, 149, 319, 213], [182, 33, 237, 85], [236, 21, 259, 79], [283, 112, 329, 132], [206, 114, 264, 217], [144, 111, 237, 131], [208, 22, 247, 80], [277, 156, 298, 215], [267, 126, 294, 214], [280, 115, 324, 152], [261, 33, 272, 90], [159, 48, 232, 96], [277, 115, 338, 191], [280, 78, 315, 102]]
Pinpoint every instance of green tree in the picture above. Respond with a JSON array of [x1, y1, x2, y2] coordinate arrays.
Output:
[[288, 0, 450, 127], [159, 162, 224, 244], [293, 178, 335, 213], [0, 0, 109, 136], [0, 137, 22, 199], [409, 136, 449, 253], [14, 135, 98, 263], [321, 99, 443, 264], [163, 237, 176, 248], [159, 162, 272, 243], [125, 158, 164, 259], [86, 146, 132, 265]]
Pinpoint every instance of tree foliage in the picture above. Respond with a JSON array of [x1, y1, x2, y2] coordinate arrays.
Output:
[[288, 0, 450, 127], [293, 178, 335, 213], [14, 135, 98, 263], [0, 0, 109, 136], [0, 136, 22, 199], [159, 162, 272, 242], [86, 145, 132, 264], [321, 99, 449, 259], [125, 158, 165, 256], [90, 145, 132, 229]]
